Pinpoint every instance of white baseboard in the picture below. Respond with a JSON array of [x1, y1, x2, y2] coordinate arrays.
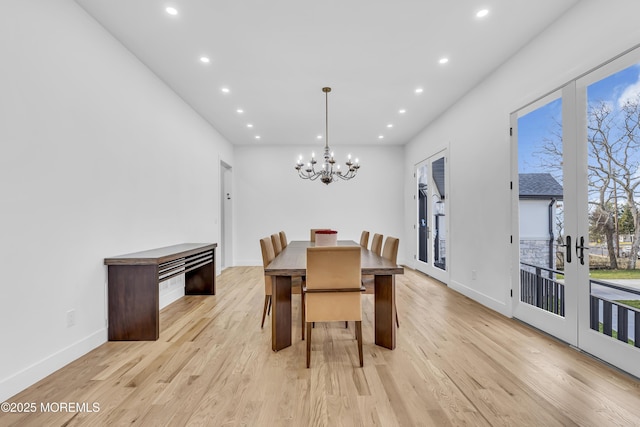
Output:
[[159, 286, 185, 309], [1, 279, 206, 402], [449, 279, 511, 317], [0, 328, 107, 402], [234, 259, 261, 266]]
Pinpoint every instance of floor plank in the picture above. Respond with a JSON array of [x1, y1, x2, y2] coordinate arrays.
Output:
[[2, 266, 639, 426]]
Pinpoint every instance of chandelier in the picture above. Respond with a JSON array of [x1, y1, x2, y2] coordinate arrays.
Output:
[[295, 87, 360, 185]]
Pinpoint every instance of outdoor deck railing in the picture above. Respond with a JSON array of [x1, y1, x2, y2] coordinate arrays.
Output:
[[589, 279, 640, 347], [520, 262, 639, 347], [520, 262, 565, 316]]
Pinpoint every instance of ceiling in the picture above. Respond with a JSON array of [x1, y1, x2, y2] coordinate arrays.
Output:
[[74, 0, 579, 147]]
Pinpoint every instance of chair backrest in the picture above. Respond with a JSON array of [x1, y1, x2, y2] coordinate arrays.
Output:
[[306, 246, 361, 290], [381, 237, 399, 264], [260, 237, 275, 292], [260, 237, 275, 268], [359, 231, 370, 248], [371, 233, 383, 256], [271, 233, 283, 256], [279, 231, 288, 249]]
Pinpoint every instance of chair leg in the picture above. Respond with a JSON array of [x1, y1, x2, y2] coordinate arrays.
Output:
[[395, 302, 399, 328], [301, 292, 305, 340], [345, 321, 348, 328], [306, 323, 312, 368], [261, 295, 271, 328], [355, 321, 363, 367]]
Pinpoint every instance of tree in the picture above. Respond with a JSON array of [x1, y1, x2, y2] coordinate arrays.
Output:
[[534, 93, 640, 269], [612, 95, 640, 268], [619, 204, 635, 236], [588, 95, 640, 269], [589, 204, 618, 268], [587, 101, 620, 268]]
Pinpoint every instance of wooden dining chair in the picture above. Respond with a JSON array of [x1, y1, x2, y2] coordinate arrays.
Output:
[[381, 236, 399, 265], [259, 237, 276, 328], [304, 246, 364, 368], [370, 233, 383, 256], [260, 237, 303, 332], [271, 233, 283, 256], [279, 231, 288, 249], [363, 236, 400, 327], [359, 230, 370, 248]]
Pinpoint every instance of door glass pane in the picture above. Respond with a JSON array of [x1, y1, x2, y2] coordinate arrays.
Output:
[[432, 157, 446, 270], [586, 63, 640, 346], [418, 164, 429, 263], [518, 97, 565, 316]]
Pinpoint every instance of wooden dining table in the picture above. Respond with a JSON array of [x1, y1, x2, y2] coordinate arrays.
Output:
[[264, 240, 404, 351]]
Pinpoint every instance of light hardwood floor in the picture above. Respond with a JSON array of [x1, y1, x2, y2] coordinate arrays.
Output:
[[2, 266, 640, 426]]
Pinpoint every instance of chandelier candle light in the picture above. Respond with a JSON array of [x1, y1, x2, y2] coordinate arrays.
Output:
[[295, 87, 360, 185]]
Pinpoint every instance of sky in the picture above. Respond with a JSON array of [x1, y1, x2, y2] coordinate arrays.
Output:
[[518, 62, 640, 176]]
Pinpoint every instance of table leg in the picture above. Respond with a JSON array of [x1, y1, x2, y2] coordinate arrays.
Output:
[[374, 274, 396, 349], [108, 264, 159, 341], [185, 251, 215, 295], [272, 275, 292, 351]]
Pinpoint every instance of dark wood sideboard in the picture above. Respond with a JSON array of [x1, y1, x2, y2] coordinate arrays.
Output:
[[104, 243, 217, 341]]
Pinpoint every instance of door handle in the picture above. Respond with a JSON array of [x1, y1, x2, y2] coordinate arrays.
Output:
[[576, 236, 589, 265], [560, 235, 572, 264]]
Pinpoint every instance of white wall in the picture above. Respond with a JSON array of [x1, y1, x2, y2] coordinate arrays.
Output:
[[0, 0, 233, 401], [403, 1, 640, 316], [6, 0, 640, 403], [234, 144, 404, 265]]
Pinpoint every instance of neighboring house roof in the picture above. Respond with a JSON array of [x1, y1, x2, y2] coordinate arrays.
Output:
[[519, 173, 563, 200], [432, 157, 445, 199]]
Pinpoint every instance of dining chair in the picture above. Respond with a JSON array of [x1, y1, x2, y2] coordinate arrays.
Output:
[[359, 230, 370, 248], [271, 233, 283, 256], [381, 236, 399, 265], [304, 246, 364, 368], [260, 236, 303, 331], [363, 236, 400, 327], [279, 230, 288, 249], [370, 233, 383, 256], [259, 237, 276, 328]]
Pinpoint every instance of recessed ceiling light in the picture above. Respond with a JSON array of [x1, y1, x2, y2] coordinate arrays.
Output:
[[439, 57, 449, 64], [415, 88, 423, 94], [236, 108, 244, 113], [317, 135, 323, 139], [378, 135, 384, 139], [221, 87, 230, 93], [200, 56, 210, 63], [255, 135, 261, 140], [165, 7, 178, 15], [399, 109, 406, 114], [247, 124, 253, 128], [476, 9, 489, 18], [387, 124, 393, 128]]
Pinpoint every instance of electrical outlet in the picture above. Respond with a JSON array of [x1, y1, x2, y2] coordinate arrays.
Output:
[[66, 309, 76, 327]]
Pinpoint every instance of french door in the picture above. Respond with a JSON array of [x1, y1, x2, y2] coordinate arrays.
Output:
[[512, 87, 578, 346], [513, 46, 640, 377], [575, 51, 640, 377], [416, 149, 449, 284]]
